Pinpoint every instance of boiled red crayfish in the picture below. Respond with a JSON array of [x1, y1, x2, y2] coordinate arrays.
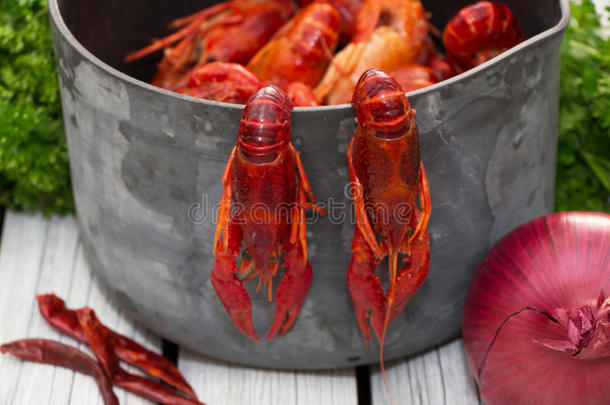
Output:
[[443, 1, 525, 70], [389, 64, 437, 93], [211, 85, 325, 341], [314, 0, 429, 104], [125, 0, 296, 89], [347, 69, 431, 395], [247, 1, 341, 105], [176, 61, 321, 107], [173, 2, 341, 107], [299, 0, 364, 44], [176, 61, 264, 104]]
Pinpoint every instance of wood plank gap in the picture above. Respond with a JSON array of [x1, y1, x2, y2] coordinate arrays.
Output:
[[293, 373, 299, 405], [435, 349, 447, 405], [437, 340, 479, 405], [157, 341, 180, 405], [356, 366, 372, 405], [63, 241, 83, 405], [162, 340, 179, 365]]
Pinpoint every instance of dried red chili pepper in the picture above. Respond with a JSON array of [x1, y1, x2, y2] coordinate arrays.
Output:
[[77, 307, 205, 405], [37, 294, 86, 340], [77, 307, 121, 377], [114, 373, 205, 405], [0, 338, 119, 405], [37, 293, 197, 398]]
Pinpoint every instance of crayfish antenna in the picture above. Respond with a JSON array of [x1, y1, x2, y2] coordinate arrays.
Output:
[[379, 250, 399, 405]]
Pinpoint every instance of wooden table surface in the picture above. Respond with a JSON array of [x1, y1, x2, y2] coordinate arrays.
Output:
[[0, 211, 480, 405]]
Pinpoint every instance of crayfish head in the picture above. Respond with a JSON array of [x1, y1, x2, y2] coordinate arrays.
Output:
[[238, 85, 294, 163], [352, 69, 414, 140]]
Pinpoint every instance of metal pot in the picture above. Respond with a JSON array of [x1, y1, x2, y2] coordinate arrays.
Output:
[[48, 0, 570, 369]]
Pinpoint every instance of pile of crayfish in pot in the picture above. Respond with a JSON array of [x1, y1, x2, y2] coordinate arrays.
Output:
[[126, 0, 526, 106]]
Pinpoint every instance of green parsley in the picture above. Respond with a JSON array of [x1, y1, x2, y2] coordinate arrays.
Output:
[[556, 0, 610, 212], [0, 0, 72, 215]]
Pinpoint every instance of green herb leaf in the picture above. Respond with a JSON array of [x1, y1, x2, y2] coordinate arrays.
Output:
[[0, 0, 73, 215], [556, 0, 610, 212]]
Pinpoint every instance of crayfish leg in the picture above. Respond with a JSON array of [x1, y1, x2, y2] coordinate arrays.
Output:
[[238, 251, 256, 277], [124, 2, 233, 62], [347, 138, 384, 259], [289, 143, 320, 209], [213, 148, 236, 256], [289, 142, 326, 229], [346, 227, 386, 346], [169, 2, 234, 29], [409, 162, 431, 244], [313, 40, 365, 101], [288, 187, 308, 258], [266, 241, 313, 341]]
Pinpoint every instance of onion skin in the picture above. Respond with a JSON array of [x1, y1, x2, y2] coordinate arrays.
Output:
[[463, 211, 610, 405]]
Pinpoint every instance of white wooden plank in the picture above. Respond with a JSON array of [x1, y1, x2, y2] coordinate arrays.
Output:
[[437, 340, 479, 405], [179, 350, 358, 405], [371, 340, 480, 405], [370, 348, 444, 405], [296, 369, 359, 405], [0, 212, 51, 405], [12, 215, 80, 405], [0, 212, 161, 405]]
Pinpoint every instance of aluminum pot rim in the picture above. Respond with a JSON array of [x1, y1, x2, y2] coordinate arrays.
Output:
[[47, 0, 570, 112]]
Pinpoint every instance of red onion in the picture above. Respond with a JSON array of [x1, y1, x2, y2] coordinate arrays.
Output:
[[463, 211, 610, 405]]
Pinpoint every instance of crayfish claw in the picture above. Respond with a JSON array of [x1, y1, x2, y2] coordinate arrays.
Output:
[[347, 270, 386, 344], [347, 230, 386, 344], [390, 234, 430, 324], [266, 243, 313, 341], [266, 306, 297, 341], [211, 256, 259, 341]]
